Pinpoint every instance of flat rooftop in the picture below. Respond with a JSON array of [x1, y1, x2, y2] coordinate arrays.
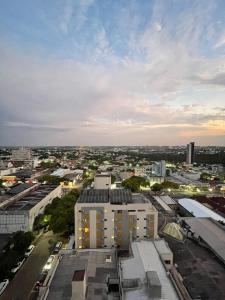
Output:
[[0, 184, 58, 211], [164, 235, 225, 300], [47, 249, 119, 300], [78, 189, 149, 204], [181, 217, 225, 264], [120, 240, 179, 300]]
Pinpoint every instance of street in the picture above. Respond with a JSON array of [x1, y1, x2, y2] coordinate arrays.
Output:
[[0, 231, 57, 300]]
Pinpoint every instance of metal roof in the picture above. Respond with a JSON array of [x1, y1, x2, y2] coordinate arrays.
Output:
[[178, 198, 225, 223], [182, 217, 225, 264]]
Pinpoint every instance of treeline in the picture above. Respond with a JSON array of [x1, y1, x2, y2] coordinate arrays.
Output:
[[0, 231, 34, 281], [113, 151, 225, 164], [34, 189, 80, 234]]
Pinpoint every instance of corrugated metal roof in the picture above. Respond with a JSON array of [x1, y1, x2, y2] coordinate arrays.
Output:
[[178, 198, 225, 223]]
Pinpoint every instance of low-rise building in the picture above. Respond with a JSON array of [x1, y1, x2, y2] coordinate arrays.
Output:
[[0, 184, 62, 233], [75, 189, 158, 249]]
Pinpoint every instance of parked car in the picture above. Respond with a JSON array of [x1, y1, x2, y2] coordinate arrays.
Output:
[[0, 279, 9, 296], [42, 255, 55, 273], [53, 242, 62, 254], [25, 245, 35, 257], [11, 258, 25, 274]]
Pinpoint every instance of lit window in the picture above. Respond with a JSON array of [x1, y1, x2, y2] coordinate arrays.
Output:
[[112, 218, 114, 222], [84, 227, 89, 233], [78, 246, 82, 249], [136, 226, 139, 230], [111, 236, 114, 239], [104, 209, 107, 213], [79, 237, 82, 240], [79, 228, 82, 231]]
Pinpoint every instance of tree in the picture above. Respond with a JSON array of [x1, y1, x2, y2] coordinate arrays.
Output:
[[151, 183, 163, 192], [35, 189, 80, 234], [111, 175, 116, 184], [13, 231, 34, 255], [161, 181, 179, 189], [200, 172, 211, 181], [122, 176, 149, 192], [38, 175, 69, 185]]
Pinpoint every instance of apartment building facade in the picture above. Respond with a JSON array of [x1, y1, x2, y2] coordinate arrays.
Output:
[[75, 189, 158, 249]]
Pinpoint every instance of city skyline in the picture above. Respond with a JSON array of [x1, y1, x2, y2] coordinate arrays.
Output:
[[1, 0, 225, 146]]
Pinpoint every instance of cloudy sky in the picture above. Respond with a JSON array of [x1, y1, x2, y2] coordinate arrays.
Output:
[[0, 0, 225, 146]]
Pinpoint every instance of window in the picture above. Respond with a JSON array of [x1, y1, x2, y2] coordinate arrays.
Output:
[[137, 218, 139, 220], [104, 228, 107, 230], [144, 227, 147, 229], [138, 209, 145, 212], [104, 219, 107, 221], [128, 210, 136, 212], [144, 218, 147, 220]]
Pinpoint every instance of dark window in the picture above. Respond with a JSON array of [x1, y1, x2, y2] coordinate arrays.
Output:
[[137, 218, 139, 220], [144, 227, 147, 229], [104, 228, 107, 230], [144, 235, 147, 238], [128, 210, 136, 212], [144, 218, 147, 220], [137, 236, 139, 238], [79, 210, 82, 212], [104, 219, 107, 221], [104, 237, 107, 239], [138, 209, 145, 212]]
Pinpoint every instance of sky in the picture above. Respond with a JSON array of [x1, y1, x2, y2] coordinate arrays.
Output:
[[0, 0, 225, 146]]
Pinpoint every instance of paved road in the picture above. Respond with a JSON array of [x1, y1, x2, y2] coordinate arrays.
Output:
[[0, 231, 57, 300]]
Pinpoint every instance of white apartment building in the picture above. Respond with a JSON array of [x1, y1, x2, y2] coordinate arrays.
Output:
[[75, 189, 158, 250]]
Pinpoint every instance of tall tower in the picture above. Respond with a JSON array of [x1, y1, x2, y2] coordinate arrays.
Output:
[[186, 142, 195, 164]]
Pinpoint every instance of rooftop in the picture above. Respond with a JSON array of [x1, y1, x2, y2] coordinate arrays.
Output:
[[47, 249, 119, 300], [178, 198, 225, 223], [78, 189, 149, 204], [0, 184, 58, 211], [181, 217, 225, 264], [120, 240, 179, 300]]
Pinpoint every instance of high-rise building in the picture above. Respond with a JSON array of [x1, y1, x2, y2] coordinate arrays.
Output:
[[152, 160, 166, 177], [75, 189, 158, 249], [186, 142, 195, 164]]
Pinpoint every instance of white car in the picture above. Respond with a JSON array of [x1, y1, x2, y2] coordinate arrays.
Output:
[[11, 258, 25, 274], [43, 255, 55, 272], [0, 279, 9, 296], [25, 245, 35, 257]]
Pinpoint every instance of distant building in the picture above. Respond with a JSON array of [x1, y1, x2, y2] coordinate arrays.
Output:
[[152, 160, 166, 177], [11, 147, 32, 161], [94, 175, 111, 189], [186, 142, 194, 165], [75, 189, 158, 249]]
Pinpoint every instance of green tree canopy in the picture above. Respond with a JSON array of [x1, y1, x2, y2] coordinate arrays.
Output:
[[122, 176, 149, 192]]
